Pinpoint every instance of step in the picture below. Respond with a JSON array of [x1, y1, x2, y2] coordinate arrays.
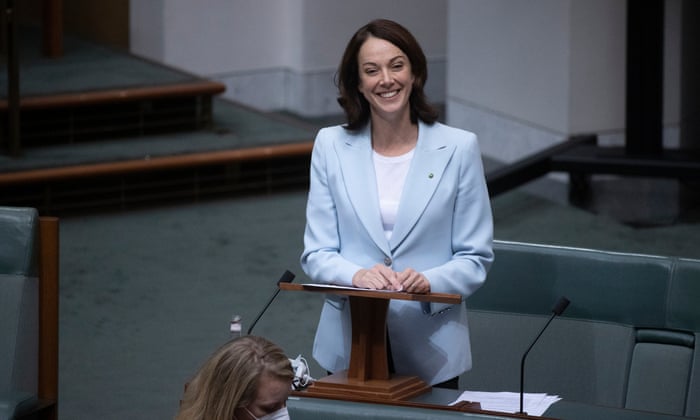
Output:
[[0, 141, 313, 213], [1, 26, 226, 151], [1, 80, 226, 148]]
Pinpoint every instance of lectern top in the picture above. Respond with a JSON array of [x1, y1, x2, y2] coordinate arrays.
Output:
[[279, 282, 461, 305]]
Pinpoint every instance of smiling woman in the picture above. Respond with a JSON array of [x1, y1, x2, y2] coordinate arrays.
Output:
[[300, 19, 494, 389]]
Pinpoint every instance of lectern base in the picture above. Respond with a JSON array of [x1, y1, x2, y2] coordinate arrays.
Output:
[[303, 371, 431, 401]]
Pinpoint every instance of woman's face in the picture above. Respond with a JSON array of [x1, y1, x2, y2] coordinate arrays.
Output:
[[235, 372, 291, 419], [357, 35, 415, 122]]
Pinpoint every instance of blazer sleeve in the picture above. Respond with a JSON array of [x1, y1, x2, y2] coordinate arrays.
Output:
[[300, 129, 361, 286]]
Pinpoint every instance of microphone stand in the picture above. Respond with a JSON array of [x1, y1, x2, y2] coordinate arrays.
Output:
[[247, 270, 295, 335], [518, 296, 570, 415]]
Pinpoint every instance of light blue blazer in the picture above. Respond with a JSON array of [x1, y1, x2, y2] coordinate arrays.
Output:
[[300, 121, 494, 385]]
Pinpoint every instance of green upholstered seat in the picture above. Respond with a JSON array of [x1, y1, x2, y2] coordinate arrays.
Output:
[[462, 312, 635, 408], [286, 241, 700, 418], [461, 240, 700, 418], [468, 241, 674, 326], [625, 339, 693, 415], [0, 208, 39, 276], [287, 396, 497, 420], [670, 259, 700, 418], [0, 208, 40, 420]]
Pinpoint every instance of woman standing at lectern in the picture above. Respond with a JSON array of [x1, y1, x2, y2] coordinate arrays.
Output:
[[300, 19, 494, 389]]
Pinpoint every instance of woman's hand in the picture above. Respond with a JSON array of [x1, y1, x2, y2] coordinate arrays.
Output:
[[352, 264, 403, 290], [396, 268, 430, 294]]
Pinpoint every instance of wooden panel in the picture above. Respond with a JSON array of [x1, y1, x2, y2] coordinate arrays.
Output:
[[0, 81, 226, 110], [39, 216, 59, 420]]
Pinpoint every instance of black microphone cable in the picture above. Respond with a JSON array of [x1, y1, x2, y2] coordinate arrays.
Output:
[[518, 296, 570, 414], [247, 270, 295, 336]]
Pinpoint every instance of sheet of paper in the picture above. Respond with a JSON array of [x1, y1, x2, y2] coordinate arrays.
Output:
[[302, 283, 398, 293], [450, 390, 561, 417]]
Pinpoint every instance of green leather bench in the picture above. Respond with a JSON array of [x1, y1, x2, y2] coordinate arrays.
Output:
[[0, 207, 59, 420], [288, 240, 700, 419], [288, 388, 691, 420], [462, 240, 700, 418]]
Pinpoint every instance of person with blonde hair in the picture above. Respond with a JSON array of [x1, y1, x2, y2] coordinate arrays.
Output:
[[176, 335, 293, 420]]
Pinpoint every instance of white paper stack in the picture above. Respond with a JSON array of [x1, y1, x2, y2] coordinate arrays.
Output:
[[450, 390, 562, 417]]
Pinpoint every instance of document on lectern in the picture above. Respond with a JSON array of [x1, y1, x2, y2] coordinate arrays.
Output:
[[302, 283, 397, 292], [450, 391, 561, 416]]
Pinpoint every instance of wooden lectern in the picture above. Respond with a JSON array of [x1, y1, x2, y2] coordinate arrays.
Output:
[[279, 283, 461, 402]]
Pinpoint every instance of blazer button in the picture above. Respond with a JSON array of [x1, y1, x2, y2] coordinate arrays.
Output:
[[384, 257, 392, 266]]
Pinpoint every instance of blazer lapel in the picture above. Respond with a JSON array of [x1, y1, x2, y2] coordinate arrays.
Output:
[[335, 126, 391, 255], [390, 122, 455, 250]]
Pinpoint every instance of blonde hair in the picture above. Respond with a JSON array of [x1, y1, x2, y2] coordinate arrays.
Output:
[[176, 336, 293, 420]]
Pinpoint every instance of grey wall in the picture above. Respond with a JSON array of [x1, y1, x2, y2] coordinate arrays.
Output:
[[129, 0, 682, 161]]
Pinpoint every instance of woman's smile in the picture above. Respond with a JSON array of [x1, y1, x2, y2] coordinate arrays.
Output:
[[379, 89, 400, 99]]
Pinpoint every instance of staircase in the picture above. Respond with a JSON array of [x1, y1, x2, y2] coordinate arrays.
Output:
[[0, 29, 315, 214]]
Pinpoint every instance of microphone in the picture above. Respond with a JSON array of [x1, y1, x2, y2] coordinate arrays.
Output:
[[247, 270, 295, 335], [518, 296, 570, 415]]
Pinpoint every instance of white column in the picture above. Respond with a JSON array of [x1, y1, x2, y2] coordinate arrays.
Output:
[[446, 0, 627, 162]]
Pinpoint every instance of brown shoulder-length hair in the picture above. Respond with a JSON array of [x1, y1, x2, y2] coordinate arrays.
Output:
[[336, 19, 439, 131]]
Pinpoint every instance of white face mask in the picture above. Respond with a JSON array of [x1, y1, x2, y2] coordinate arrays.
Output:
[[245, 406, 290, 420]]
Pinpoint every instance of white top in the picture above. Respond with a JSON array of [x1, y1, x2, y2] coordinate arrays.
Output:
[[373, 148, 415, 240]]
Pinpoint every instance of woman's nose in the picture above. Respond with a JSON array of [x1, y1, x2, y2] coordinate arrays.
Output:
[[379, 69, 392, 85]]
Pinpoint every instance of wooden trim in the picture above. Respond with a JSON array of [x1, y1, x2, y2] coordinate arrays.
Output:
[[38, 216, 59, 420], [42, 0, 64, 58], [0, 141, 313, 186], [279, 282, 462, 305], [0, 80, 226, 110]]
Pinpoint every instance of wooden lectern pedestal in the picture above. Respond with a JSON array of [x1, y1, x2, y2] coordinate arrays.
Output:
[[279, 283, 461, 402]]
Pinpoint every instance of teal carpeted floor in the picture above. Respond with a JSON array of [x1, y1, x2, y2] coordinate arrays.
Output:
[[58, 192, 316, 419]]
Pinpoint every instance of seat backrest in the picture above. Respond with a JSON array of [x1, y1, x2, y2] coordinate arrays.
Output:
[[462, 311, 635, 407], [624, 329, 694, 416], [0, 207, 40, 394], [668, 259, 700, 418], [469, 240, 674, 326], [287, 396, 498, 419], [0, 207, 39, 276], [466, 240, 700, 417]]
